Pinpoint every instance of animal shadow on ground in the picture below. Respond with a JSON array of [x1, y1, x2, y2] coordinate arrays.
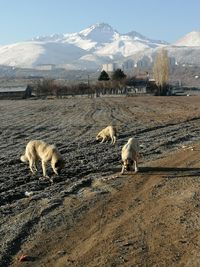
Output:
[[139, 166, 200, 178]]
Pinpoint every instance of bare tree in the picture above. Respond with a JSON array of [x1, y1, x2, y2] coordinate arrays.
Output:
[[153, 48, 169, 95]]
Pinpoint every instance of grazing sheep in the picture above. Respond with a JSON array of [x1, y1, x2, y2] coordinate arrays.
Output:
[[96, 125, 117, 144], [121, 137, 139, 174]]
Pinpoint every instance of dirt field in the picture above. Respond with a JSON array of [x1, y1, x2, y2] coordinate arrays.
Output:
[[1, 95, 200, 267]]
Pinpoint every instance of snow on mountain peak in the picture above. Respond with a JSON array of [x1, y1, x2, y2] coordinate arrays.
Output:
[[126, 31, 149, 40], [1, 23, 200, 70], [126, 31, 168, 45], [79, 22, 119, 43], [174, 30, 200, 46], [0, 22, 169, 69]]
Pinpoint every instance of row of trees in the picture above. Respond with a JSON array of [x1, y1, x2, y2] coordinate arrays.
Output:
[[33, 68, 129, 97], [34, 78, 131, 98], [34, 79, 95, 97]]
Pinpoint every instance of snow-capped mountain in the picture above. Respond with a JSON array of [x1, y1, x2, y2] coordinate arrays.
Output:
[[78, 22, 119, 43], [0, 23, 199, 70], [0, 23, 168, 69], [174, 30, 200, 46], [0, 42, 86, 67]]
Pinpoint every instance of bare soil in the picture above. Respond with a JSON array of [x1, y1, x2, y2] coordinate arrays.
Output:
[[1, 95, 200, 267]]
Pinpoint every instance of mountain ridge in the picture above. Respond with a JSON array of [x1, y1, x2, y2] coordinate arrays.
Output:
[[0, 23, 199, 69]]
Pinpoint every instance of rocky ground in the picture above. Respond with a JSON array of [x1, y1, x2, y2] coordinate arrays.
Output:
[[1, 95, 200, 267]]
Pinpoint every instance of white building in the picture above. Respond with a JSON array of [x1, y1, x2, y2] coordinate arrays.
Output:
[[102, 63, 119, 72], [35, 64, 56, 71]]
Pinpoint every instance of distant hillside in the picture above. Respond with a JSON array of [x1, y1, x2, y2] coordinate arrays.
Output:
[[0, 23, 167, 69], [0, 24, 200, 70], [174, 31, 200, 46]]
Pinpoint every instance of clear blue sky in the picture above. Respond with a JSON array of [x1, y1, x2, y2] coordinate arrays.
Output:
[[0, 0, 199, 45]]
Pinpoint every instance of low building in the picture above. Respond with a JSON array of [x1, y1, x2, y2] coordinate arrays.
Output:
[[35, 64, 56, 71], [102, 63, 119, 72], [0, 86, 32, 99]]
